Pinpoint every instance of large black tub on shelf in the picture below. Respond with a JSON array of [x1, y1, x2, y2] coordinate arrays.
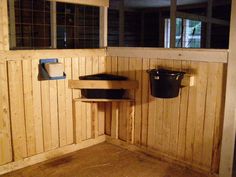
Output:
[[148, 69, 185, 98], [79, 74, 128, 99]]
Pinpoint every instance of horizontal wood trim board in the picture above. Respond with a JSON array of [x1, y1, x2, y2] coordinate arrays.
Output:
[[0, 136, 106, 175], [74, 98, 134, 102], [68, 80, 139, 89], [48, 0, 109, 7], [107, 47, 228, 63], [0, 49, 106, 61]]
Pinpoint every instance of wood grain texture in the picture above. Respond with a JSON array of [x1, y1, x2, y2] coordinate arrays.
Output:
[[105, 56, 226, 173], [8, 60, 27, 160], [0, 61, 12, 165], [0, 54, 107, 168]]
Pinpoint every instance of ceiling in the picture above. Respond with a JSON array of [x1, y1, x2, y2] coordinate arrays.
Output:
[[124, 0, 208, 8]]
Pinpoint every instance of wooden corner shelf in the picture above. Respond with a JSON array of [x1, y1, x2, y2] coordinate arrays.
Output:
[[68, 80, 139, 89], [73, 98, 134, 102]]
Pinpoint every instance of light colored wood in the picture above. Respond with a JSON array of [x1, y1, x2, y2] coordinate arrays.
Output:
[[219, 0, 236, 176], [22, 60, 36, 156], [106, 56, 226, 174], [0, 49, 106, 61], [99, 7, 108, 47], [31, 60, 44, 154], [74, 98, 134, 102], [41, 80, 53, 151], [134, 58, 142, 145], [98, 57, 105, 136], [0, 136, 106, 176], [8, 60, 28, 160], [68, 80, 139, 89], [79, 57, 87, 141], [73, 100, 82, 143], [107, 47, 228, 63], [48, 0, 109, 7], [57, 59, 67, 146], [49, 79, 59, 149], [65, 58, 74, 145], [111, 102, 119, 139], [181, 74, 195, 87], [86, 57, 93, 140], [141, 59, 149, 146], [91, 103, 99, 138], [0, 61, 12, 165], [0, 0, 9, 50]]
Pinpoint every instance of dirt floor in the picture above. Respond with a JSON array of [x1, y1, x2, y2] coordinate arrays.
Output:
[[1, 143, 212, 177]]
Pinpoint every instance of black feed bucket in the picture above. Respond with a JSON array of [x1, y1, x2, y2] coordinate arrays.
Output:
[[148, 69, 185, 98]]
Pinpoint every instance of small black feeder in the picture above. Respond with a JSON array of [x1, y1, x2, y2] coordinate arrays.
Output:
[[148, 69, 185, 98], [79, 74, 128, 99]]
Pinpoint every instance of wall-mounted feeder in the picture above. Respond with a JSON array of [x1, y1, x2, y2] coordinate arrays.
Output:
[[38, 59, 66, 81], [148, 69, 194, 99]]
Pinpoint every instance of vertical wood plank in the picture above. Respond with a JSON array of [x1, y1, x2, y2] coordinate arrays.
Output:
[[8, 60, 27, 160], [147, 59, 158, 148], [49, 79, 59, 149], [161, 60, 174, 154], [117, 57, 129, 141], [79, 56, 87, 141], [98, 56, 105, 136], [177, 60, 191, 159], [141, 58, 149, 146], [22, 60, 36, 156], [111, 102, 119, 139], [31, 60, 44, 154], [57, 58, 67, 147], [169, 60, 182, 156], [104, 56, 112, 135], [134, 58, 142, 145], [91, 103, 98, 138], [65, 58, 73, 145], [212, 64, 225, 173], [192, 62, 208, 164], [85, 56, 93, 139], [41, 79, 52, 151], [202, 63, 219, 168], [0, 60, 12, 165]]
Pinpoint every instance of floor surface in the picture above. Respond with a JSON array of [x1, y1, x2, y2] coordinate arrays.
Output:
[[1, 143, 212, 177]]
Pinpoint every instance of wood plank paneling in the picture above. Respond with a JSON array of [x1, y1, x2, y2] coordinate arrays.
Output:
[[8, 60, 27, 160], [0, 50, 225, 175], [0, 61, 12, 165], [105, 56, 226, 173], [31, 60, 44, 154], [22, 60, 36, 156]]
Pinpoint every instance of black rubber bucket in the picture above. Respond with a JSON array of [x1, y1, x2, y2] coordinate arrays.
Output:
[[79, 74, 127, 99], [148, 69, 185, 98]]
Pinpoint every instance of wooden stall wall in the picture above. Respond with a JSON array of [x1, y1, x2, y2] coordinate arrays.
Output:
[[104, 54, 226, 174], [0, 49, 106, 174]]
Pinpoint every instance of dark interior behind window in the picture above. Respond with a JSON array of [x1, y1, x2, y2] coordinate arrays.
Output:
[[13, 0, 51, 49], [9, 0, 100, 49]]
